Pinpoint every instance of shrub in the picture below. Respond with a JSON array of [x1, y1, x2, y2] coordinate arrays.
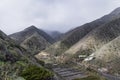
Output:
[[20, 65, 54, 80]]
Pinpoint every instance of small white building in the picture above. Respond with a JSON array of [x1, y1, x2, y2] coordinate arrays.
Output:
[[84, 53, 95, 61], [78, 55, 87, 58], [98, 68, 108, 73]]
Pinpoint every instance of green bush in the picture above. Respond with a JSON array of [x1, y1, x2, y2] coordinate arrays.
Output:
[[20, 65, 54, 80]]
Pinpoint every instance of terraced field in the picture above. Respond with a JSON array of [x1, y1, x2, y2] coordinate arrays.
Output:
[[53, 67, 87, 80]]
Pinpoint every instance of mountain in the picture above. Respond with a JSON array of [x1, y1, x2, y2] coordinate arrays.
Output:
[[0, 29, 40, 79], [45, 30, 63, 41], [9, 26, 55, 54], [60, 8, 120, 74], [61, 7, 120, 48], [10, 25, 54, 44], [36, 7, 120, 75], [88, 35, 120, 74], [64, 17, 120, 57], [36, 7, 120, 60]]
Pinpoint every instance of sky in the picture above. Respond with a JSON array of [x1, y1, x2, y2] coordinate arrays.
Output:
[[0, 0, 120, 34]]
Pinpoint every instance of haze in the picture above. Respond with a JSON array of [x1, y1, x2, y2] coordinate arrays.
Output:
[[0, 0, 120, 34]]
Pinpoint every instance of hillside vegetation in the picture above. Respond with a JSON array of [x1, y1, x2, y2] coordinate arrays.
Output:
[[0, 29, 54, 80]]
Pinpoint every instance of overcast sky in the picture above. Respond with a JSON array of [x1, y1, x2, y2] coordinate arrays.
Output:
[[0, 0, 120, 34]]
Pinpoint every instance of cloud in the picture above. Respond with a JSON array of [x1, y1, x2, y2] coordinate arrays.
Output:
[[0, 0, 120, 34]]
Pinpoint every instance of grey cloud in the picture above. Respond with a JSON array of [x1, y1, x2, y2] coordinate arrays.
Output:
[[0, 0, 120, 34]]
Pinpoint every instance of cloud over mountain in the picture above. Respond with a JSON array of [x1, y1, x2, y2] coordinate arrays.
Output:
[[0, 0, 120, 34]]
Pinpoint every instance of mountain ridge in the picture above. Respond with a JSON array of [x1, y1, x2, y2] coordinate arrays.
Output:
[[9, 25, 55, 54], [61, 7, 120, 48], [36, 7, 120, 75]]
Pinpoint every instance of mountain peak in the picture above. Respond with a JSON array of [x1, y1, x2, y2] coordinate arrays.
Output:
[[24, 25, 38, 31]]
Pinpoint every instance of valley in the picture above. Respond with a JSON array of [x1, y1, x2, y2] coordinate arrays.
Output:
[[36, 7, 120, 80], [0, 3, 120, 80]]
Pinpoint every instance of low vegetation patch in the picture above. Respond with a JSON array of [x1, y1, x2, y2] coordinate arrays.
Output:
[[74, 75, 107, 80], [20, 65, 54, 80]]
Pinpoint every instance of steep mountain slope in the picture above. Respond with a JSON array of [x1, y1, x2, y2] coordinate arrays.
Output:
[[9, 26, 55, 54], [35, 41, 68, 63], [61, 7, 120, 48], [89, 36, 120, 74], [0, 30, 21, 62], [64, 17, 120, 61], [10, 26, 54, 44], [0, 29, 40, 79], [36, 7, 120, 64]]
